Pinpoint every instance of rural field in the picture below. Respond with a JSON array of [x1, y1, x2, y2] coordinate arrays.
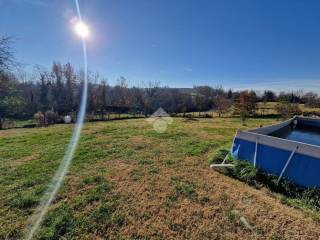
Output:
[[1, 117, 320, 239]]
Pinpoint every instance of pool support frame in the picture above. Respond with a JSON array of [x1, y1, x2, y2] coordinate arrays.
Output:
[[232, 116, 320, 188]]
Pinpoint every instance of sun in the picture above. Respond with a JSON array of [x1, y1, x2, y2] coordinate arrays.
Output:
[[74, 21, 89, 38]]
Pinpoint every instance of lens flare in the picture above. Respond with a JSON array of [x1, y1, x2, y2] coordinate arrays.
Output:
[[24, 0, 89, 239], [75, 21, 89, 38]]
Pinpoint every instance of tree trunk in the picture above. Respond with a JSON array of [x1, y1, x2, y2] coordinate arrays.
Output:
[[0, 118, 4, 130]]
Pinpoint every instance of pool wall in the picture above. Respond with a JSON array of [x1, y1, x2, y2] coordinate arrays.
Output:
[[232, 116, 320, 188]]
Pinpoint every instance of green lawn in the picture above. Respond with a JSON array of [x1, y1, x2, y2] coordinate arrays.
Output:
[[1, 117, 320, 239]]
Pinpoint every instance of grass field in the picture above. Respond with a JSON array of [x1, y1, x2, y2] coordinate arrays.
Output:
[[256, 102, 320, 116], [1, 118, 320, 239]]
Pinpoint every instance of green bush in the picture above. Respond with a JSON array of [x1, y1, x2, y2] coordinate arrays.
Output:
[[208, 147, 229, 164], [232, 160, 258, 185], [301, 188, 320, 209]]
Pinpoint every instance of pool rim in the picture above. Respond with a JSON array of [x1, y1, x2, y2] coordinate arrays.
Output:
[[235, 116, 320, 159]]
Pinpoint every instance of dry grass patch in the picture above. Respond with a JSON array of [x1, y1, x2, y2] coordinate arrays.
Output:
[[1, 118, 320, 239], [6, 154, 40, 169]]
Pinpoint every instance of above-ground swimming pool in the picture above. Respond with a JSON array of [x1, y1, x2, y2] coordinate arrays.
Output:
[[232, 116, 320, 188], [269, 123, 320, 146]]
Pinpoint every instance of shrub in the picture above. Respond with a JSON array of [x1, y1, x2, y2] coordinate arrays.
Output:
[[276, 101, 302, 119], [208, 147, 234, 176], [44, 110, 58, 125], [301, 188, 320, 209], [208, 147, 229, 164], [34, 111, 45, 127], [232, 160, 258, 185], [2, 120, 16, 129], [240, 109, 249, 125]]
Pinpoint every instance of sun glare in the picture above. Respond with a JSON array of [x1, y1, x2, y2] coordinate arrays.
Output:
[[74, 21, 89, 38]]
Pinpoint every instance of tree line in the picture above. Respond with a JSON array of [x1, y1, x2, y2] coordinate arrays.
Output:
[[1, 37, 320, 129]]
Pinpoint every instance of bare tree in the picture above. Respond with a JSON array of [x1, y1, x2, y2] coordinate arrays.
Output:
[[0, 37, 15, 72], [64, 63, 77, 112], [215, 95, 232, 117], [302, 92, 319, 107], [0, 37, 23, 129], [96, 80, 110, 119], [143, 81, 160, 116], [0, 72, 24, 129]]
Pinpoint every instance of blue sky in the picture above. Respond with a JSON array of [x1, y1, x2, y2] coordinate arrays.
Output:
[[1, 0, 320, 92]]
